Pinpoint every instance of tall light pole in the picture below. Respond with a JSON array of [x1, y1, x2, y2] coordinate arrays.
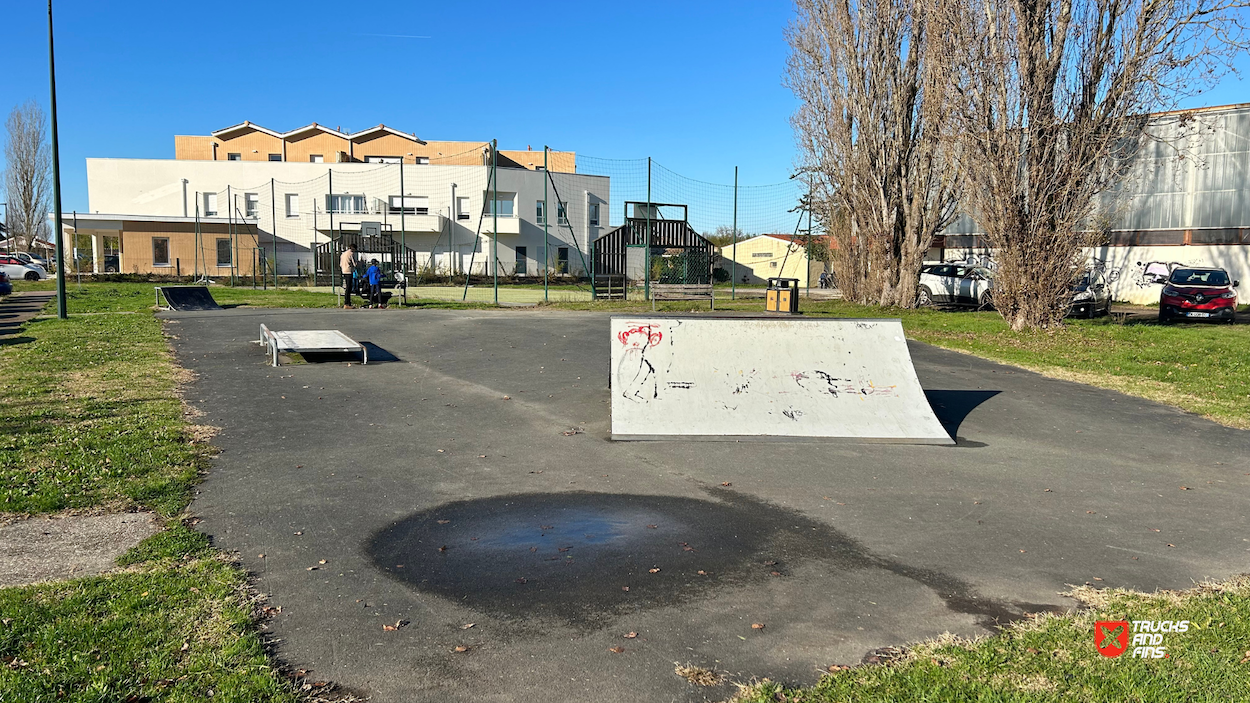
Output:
[[48, 0, 67, 319]]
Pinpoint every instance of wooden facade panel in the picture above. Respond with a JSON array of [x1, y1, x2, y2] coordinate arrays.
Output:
[[423, 140, 489, 165], [215, 128, 285, 162], [118, 223, 259, 275], [351, 133, 421, 162], [286, 131, 351, 163], [498, 150, 576, 173], [174, 135, 216, 160]]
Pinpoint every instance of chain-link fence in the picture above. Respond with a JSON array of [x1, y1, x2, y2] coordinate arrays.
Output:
[[178, 142, 816, 302]]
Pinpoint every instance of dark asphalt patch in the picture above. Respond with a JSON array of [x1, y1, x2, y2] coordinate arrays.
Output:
[[368, 488, 1049, 629]]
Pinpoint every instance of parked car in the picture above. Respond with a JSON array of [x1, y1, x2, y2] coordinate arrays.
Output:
[[13, 251, 48, 269], [0, 271, 11, 296], [1159, 267, 1239, 323], [918, 264, 995, 309], [0, 254, 47, 281], [1069, 269, 1112, 318]]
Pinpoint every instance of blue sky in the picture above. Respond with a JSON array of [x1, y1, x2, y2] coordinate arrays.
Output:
[[1, 0, 1247, 214], [1, 0, 801, 213]]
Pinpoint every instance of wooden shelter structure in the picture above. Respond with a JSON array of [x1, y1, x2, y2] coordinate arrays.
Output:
[[591, 202, 714, 299]]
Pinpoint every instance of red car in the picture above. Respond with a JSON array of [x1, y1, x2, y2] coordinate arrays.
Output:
[[1159, 267, 1239, 323]]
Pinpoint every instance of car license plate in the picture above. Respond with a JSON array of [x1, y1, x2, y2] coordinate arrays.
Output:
[[1186, 311, 1210, 318]]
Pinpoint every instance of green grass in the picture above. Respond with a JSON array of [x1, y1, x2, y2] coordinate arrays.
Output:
[[23, 280, 503, 312], [0, 311, 205, 515], [0, 291, 303, 702], [736, 578, 1250, 702], [0, 543, 299, 703], [23, 281, 341, 313]]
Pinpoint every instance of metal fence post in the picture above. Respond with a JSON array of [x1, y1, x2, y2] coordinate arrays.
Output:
[[543, 146, 550, 302], [399, 162, 406, 283], [645, 157, 651, 301], [270, 178, 278, 288], [492, 138, 498, 306], [732, 166, 738, 300]]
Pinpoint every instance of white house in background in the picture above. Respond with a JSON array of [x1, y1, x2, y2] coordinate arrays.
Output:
[[71, 122, 608, 278], [82, 159, 608, 278]]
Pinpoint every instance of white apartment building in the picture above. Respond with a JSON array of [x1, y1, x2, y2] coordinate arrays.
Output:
[[78, 155, 609, 278]]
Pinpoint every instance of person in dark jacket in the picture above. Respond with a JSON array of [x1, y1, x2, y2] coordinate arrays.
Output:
[[366, 259, 385, 308]]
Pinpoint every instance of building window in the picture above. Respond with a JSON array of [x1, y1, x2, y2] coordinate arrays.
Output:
[[515, 246, 527, 276], [535, 200, 546, 225], [752, 252, 773, 258], [203, 192, 218, 217], [227, 153, 241, 161], [414, 156, 430, 165], [487, 193, 515, 217], [557, 201, 568, 226], [245, 192, 259, 218], [457, 196, 470, 220], [588, 203, 600, 226], [285, 194, 299, 218], [216, 238, 232, 267], [268, 153, 282, 161], [365, 156, 402, 164], [152, 237, 171, 266], [310, 154, 324, 163], [327, 194, 366, 214], [770, 261, 778, 268], [557, 247, 569, 274], [388, 196, 428, 215]]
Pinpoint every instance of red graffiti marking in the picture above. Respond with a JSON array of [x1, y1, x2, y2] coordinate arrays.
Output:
[[618, 325, 663, 348]]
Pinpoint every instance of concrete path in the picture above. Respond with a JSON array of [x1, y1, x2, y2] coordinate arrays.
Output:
[[0, 291, 55, 342], [0, 513, 161, 587], [165, 308, 1250, 702]]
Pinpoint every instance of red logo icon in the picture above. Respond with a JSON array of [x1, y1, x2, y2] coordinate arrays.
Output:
[[1095, 620, 1129, 657]]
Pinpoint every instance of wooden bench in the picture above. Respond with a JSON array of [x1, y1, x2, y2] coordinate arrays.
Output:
[[650, 283, 714, 310]]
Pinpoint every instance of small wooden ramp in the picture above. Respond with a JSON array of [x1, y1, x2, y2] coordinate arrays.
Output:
[[155, 286, 222, 311]]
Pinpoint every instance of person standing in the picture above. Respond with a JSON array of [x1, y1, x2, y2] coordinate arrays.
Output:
[[339, 244, 357, 308], [366, 259, 384, 308]]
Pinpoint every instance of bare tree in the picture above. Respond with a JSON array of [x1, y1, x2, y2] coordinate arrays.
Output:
[[704, 225, 747, 248], [936, 0, 1248, 330], [4, 102, 51, 253], [786, 0, 961, 307]]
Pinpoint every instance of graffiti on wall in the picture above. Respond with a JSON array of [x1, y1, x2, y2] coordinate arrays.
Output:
[[1131, 261, 1189, 288]]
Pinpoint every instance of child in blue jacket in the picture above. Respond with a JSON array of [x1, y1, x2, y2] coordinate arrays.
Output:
[[365, 260, 384, 308]]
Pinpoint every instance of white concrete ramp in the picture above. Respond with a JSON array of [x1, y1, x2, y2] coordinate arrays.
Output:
[[610, 316, 953, 444]]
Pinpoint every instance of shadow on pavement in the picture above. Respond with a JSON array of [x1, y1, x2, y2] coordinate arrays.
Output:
[[925, 389, 1001, 440], [296, 342, 399, 365]]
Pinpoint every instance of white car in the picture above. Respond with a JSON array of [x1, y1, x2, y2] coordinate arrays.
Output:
[[917, 264, 994, 308], [0, 254, 48, 281], [13, 252, 49, 269]]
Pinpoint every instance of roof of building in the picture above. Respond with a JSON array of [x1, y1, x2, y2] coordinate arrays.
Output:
[[350, 124, 427, 144], [210, 121, 284, 139], [761, 233, 832, 245], [53, 213, 249, 227], [282, 123, 352, 139], [206, 121, 431, 143]]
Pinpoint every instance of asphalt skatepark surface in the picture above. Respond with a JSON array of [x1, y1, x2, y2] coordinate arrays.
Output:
[[163, 308, 1250, 702]]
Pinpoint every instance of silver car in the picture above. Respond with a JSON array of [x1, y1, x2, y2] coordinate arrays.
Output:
[[918, 264, 995, 309], [0, 254, 48, 281]]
